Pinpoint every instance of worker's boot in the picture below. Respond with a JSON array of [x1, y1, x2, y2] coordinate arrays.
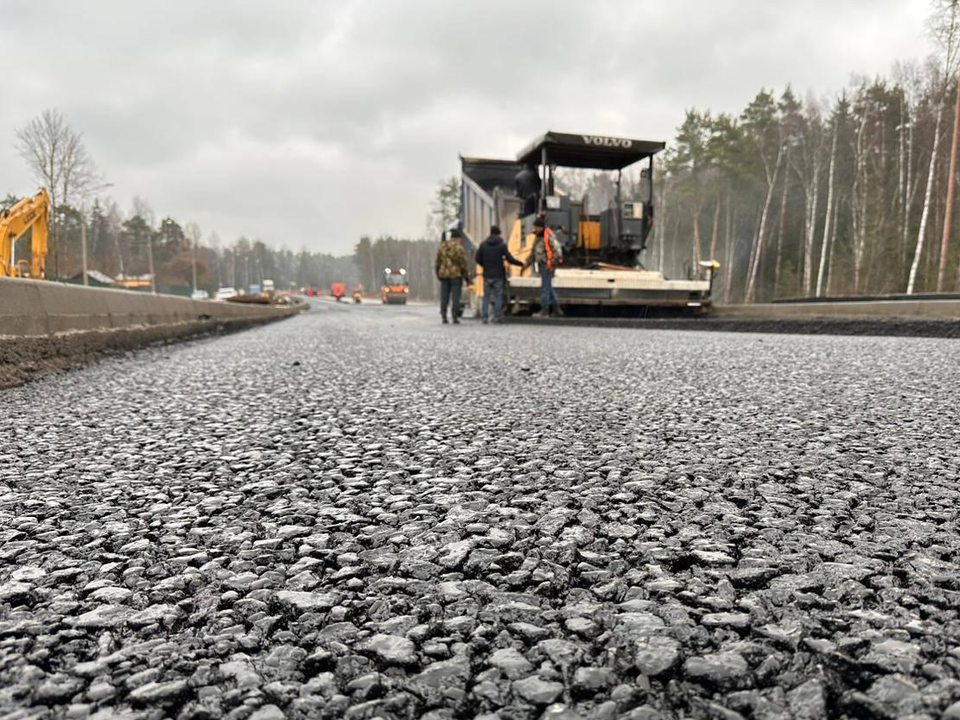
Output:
[[442, 315, 449, 324], [453, 315, 460, 324]]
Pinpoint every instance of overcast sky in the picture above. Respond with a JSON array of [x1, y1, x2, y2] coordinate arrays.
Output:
[[0, 0, 934, 255]]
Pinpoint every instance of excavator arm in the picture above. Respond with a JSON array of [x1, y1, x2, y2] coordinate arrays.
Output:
[[0, 189, 50, 278]]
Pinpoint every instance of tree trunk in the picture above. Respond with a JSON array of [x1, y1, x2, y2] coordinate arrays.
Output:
[[692, 198, 702, 273], [708, 191, 720, 262], [147, 237, 156, 294], [852, 108, 870, 293], [939, 69, 960, 291], [899, 97, 908, 269], [743, 205, 761, 303], [746, 147, 783, 302], [802, 162, 821, 296], [816, 122, 838, 297], [826, 196, 840, 295], [774, 167, 789, 297], [659, 180, 669, 275], [723, 200, 734, 304], [908, 101, 945, 294], [903, 120, 916, 271]]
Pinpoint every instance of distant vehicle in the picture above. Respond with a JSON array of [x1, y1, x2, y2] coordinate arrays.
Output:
[[303, 286, 322, 297], [381, 268, 409, 304], [215, 287, 239, 301], [263, 279, 275, 295], [249, 283, 261, 296], [331, 282, 346, 301], [191, 289, 210, 300]]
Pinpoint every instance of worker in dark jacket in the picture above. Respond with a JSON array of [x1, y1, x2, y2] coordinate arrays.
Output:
[[475, 226, 523, 323]]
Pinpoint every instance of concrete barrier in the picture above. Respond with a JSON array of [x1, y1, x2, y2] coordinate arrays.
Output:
[[0, 277, 302, 337], [0, 278, 306, 387]]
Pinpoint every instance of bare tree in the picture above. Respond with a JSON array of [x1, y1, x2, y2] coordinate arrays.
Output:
[[16, 108, 102, 210], [16, 108, 103, 277]]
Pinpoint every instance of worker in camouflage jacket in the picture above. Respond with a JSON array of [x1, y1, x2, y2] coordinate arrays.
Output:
[[435, 228, 470, 324]]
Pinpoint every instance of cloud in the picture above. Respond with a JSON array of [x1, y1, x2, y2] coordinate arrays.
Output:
[[0, 0, 932, 253]]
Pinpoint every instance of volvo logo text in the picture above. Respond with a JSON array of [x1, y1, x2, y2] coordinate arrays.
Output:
[[581, 135, 633, 148]]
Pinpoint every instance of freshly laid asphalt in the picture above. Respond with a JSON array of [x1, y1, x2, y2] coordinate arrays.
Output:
[[2, 299, 960, 720]]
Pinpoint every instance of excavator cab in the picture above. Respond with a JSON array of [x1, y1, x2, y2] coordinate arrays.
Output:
[[1, 189, 50, 279]]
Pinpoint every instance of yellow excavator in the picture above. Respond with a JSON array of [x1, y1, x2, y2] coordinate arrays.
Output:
[[0, 189, 50, 279]]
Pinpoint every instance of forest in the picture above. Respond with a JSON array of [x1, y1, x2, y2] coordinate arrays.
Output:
[[653, 65, 960, 302], [637, 2, 960, 302], [7, 1, 960, 303]]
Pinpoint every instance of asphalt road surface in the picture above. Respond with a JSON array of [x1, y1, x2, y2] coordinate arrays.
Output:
[[3, 300, 960, 720]]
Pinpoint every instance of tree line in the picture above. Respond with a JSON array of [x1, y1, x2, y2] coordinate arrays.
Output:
[[653, 1, 960, 302], [1, 179, 362, 295], [7, 109, 453, 297], [16, 1, 960, 304]]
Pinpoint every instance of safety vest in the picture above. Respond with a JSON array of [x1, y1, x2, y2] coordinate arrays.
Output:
[[543, 228, 558, 272]]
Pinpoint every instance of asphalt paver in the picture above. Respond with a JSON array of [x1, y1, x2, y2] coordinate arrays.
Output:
[[3, 299, 960, 720]]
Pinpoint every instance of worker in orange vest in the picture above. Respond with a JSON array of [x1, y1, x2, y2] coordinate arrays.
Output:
[[525, 217, 563, 318]]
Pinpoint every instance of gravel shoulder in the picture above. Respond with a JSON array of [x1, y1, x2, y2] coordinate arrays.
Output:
[[2, 301, 960, 720]]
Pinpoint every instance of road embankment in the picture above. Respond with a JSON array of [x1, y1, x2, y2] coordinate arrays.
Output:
[[715, 298, 960, 321], [507, 298, 960, 337], [0, 278, 305, 388]]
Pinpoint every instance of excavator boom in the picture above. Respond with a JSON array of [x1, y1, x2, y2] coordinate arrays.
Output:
[[0, 189, 50, 279]]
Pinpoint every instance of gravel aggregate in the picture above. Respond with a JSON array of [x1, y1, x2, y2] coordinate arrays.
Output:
[[2, 300, 960, 719]]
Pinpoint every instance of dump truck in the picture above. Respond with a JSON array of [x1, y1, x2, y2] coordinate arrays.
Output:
[[460, 131, 717, 314], [381, 268, 409, 304]]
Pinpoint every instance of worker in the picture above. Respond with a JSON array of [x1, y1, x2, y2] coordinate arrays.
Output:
[[515, 162, 542, 217], [525, 217, 563, 318], [435, 229, 470, 324], [475, 225, 523, 324]]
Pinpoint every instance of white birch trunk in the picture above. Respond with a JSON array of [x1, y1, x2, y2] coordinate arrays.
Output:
[[825, 195, 840, 295], [908, 101, 945, 294], [816, 123, 838, 297], [746, 147, 783, 302], [802, 170, 821, 296]]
